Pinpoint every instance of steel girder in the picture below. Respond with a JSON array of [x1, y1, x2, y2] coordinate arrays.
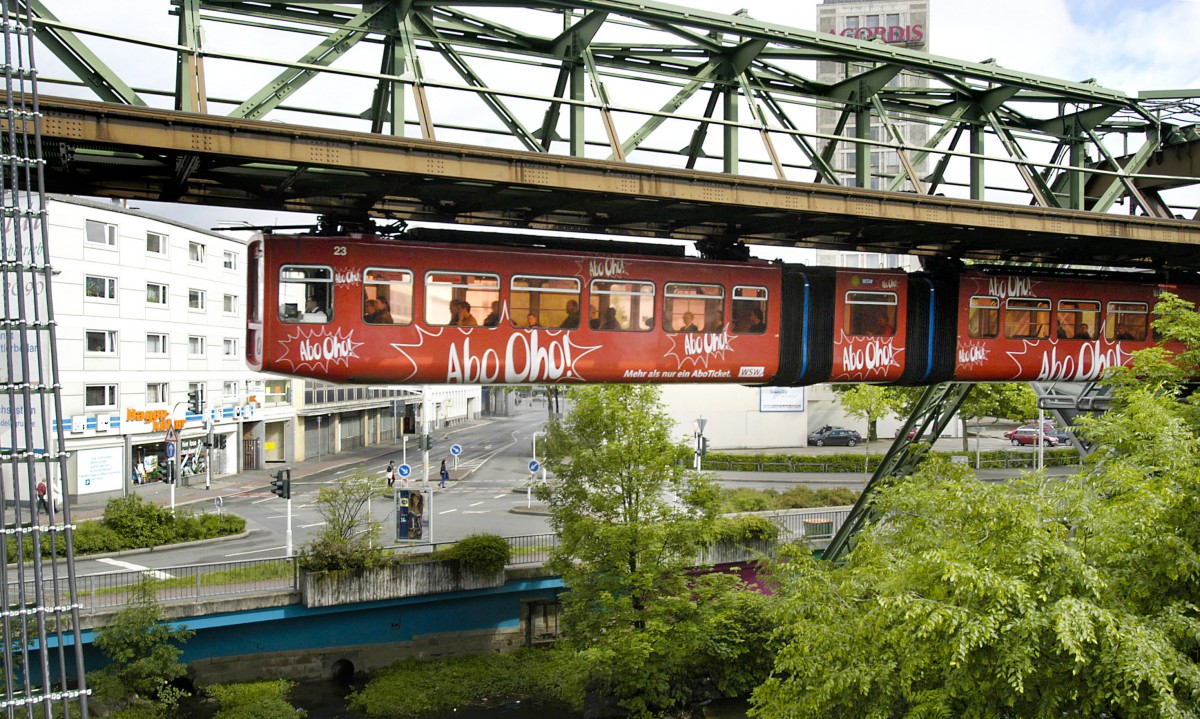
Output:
[[13, 0, 1198, 225]]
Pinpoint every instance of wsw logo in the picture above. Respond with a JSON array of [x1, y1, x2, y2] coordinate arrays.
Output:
[[446, 331, 594, 383]]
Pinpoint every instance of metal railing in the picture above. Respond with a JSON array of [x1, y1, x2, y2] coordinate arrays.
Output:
[[704, 451, 1082, 473], [19, 510, 845, 613]]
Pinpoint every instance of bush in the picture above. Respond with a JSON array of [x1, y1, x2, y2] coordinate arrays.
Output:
[[207, 679, 305, 719], [102, 495, 176, 549], [710, 514, 781, 544], [445, 533, 510, 573], [297, 536, 387, 573], [349, 646, 586, 716]]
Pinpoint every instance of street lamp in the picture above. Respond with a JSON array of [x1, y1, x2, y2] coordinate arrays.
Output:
[[692, 418, 707, 471]]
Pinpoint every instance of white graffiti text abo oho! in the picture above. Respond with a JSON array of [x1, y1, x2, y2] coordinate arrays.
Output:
[[447, 332, 586, 383], [278, 327, 363, 373], [957, 340, 990, 369], [1038, 341, 1131, 381], [587, 257, 628, 279], [987, 276, 1033, 301], [842, 339, 899, 374], [683, 333, 730, 356]]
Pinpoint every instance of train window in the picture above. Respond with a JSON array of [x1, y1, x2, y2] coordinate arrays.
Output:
[[425, 272, 500, 327], [590, 279, 654, 332], [510, 276, 581, 329], [664, 283, 724, 333], [844, 290, 897, 337], [967, 296, 1000, 338], [279, 265, 332, 324], [1105, 301, 1148, 341], [363, 268, 413, 325], [1004, 297, 1051, 340], [1056, 300, 1101, 340], [731, 286, 768, 334]]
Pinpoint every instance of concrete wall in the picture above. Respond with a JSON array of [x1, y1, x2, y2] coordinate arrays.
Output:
[[301, 559, 506, 607]]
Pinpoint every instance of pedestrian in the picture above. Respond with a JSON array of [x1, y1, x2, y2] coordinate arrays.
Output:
[[439, 459, 449, 488], [36, 480, 49, 516], [385, 459, 396, 488]]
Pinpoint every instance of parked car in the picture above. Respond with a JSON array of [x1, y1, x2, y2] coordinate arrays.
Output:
[[808, 427, 862, 447], [1010, 427, 1059, 446], [1004, 422, 1072, 445]]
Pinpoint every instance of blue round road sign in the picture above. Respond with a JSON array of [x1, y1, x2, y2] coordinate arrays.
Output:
[[398, 463, 411, 477], [165, 442, 176, 459], [451, 443, 462, 456], [529, 460, 540, 473]]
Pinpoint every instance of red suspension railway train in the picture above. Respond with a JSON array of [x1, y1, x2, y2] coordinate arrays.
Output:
[[246, 229, 1199, 386]]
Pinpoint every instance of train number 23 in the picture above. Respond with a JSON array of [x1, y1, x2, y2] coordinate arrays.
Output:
[[333, 245, 348, 256]]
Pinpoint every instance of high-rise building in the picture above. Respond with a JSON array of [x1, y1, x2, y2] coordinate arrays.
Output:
[[816, 0, 930, 192]]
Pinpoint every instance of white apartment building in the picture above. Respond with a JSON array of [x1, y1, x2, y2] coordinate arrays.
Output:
[[46, 196, 478, 501], [816, 0, 931, 191]]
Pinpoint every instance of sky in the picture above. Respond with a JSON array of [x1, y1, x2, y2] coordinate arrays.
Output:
[[49, 0, 1200, 232]]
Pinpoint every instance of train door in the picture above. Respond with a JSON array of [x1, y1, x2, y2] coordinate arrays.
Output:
[[829, 270, 908, 382]]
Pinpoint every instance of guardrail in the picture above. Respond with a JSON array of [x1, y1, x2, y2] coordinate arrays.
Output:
[[24, 510, 847, 613]]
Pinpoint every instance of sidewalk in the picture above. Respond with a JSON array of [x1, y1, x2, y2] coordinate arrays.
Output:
[[69, 422, 488, 523]]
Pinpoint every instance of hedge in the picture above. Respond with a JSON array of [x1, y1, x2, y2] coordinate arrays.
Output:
[[703, 447, 1080, 473], [7, 494, 246, 562]]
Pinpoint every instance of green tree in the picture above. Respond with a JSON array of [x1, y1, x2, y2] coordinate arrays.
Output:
[[539, 384, 771, 716], [833, 384, 905, 441], [89, 580, 194, 717], [298, 472, 384, 571], [752, 296, 1200, 719]]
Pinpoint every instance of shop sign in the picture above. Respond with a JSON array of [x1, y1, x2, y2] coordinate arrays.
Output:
[[126, 407, 186, 432]]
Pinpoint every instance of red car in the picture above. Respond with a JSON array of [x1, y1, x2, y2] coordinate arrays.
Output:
[[1009, 427, 1058, 446]]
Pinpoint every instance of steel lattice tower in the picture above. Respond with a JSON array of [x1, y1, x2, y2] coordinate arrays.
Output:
[[0, 2, 89, 717]]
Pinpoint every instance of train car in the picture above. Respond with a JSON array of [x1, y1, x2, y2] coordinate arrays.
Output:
[[247, 229, 1199, 388], [247, 232, 788, 385], [951, 269, 1200, 382]]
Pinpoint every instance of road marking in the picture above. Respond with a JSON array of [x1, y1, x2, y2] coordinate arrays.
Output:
[[335, 467, 356, 475], [252, 496, 276, 505], [469, 501, 484, 507], [493, 494, 508, 499], [97, 558, 173, 580], [300, 521, 326, 529], [463, 510, 490, 514], [226, 546, 286, 557], [438, 508, 458, 515]]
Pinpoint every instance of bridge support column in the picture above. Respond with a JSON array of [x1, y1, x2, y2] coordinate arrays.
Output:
[[823, 382, 974, 563]]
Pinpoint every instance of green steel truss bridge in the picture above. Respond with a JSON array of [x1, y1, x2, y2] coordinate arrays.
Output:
[[11, 0, 1200, 270]]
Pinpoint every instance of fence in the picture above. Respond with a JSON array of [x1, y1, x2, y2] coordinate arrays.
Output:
[[17, 510, 846, 613], [704, 451, 1082, 473]]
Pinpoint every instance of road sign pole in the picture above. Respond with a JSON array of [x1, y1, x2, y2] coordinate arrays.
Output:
[[286, 495, 293, 558]]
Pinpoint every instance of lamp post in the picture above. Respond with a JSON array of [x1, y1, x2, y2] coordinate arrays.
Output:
[[692, 418, 707, 471]]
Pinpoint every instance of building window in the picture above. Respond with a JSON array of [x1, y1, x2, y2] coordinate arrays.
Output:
[[85, 384, 117, 408], [188, 336, 206, 356], [189, 289, 206, 310], [85, 220, 116, 246], [223, 381, 239, 400], [85, 330, 117, 354], [223, 250, 237, 270], [146, 333, 168, 355], [886, 13, 900, 27], [146, 382, 168, 404], [146, 283, 168, 306], [188, 382, 207, 406], [223, 294, 238, 314], [189, 241, 206, 263], [85, 275, 117, 300], [147, 231, 167, 255], [223, 338, 238, 356]]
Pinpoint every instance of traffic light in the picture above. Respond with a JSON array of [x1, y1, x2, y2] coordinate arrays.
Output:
[[270, 468, 291, 500], [187, 390, 202, 415], [418, 434, 432, 451], [699, 437, 709, 457]]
